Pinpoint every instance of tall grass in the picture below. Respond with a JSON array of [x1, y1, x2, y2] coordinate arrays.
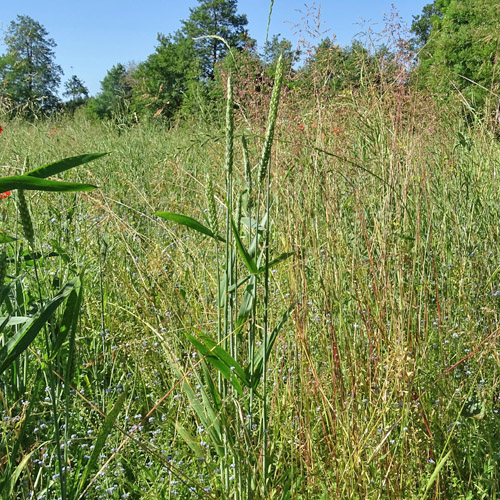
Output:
[[0, 41, 500, 499]]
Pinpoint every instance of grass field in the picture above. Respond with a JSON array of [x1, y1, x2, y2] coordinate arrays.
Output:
[[1, 63, 500, 499]]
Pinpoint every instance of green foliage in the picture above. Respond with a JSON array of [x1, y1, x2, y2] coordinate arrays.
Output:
[[156, 60, 287, 498], [63, 75, 89, 114], [131, 34, 200, 119], [2, 3, 500, 498], [86, 63, 133, 120], [0, 143, 105, 500], [262, 34, 299, 73], [302, 38, 385, 92], [182, 0, 251, 79], [63, 75, 89, 101], [0, 15, 63, 114], [413, 0, 500, 110], [410, 1, 443, 48]]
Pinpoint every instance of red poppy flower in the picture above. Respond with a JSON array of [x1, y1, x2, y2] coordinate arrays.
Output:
[[0, 191, 11, 199], [0, 125, 3, 133]]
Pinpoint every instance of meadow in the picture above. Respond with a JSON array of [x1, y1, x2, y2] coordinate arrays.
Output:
[[1, 54, 500, 500]]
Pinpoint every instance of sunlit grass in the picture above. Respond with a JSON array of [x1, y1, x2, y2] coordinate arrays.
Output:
[[1, 75, 500, 499]]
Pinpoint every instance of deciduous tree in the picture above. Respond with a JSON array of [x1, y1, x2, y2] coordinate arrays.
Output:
[[412, 0, 500, 112], [87, 63, 133, 119], [132, 33, 200, 119]]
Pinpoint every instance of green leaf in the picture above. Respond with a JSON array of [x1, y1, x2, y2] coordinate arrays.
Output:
[[185, 333, 240, 394], [198, 334, 249, 387], [2, 447, 38, 497], [0, 279, 76, 376], [155, 211, 224, 242], [420, 450, 451, 500], [0, 316, 31, 326], [76, 391, 127, 496], [249, 303, 295, 387], [0, 233, 17, 243], [0, 373, 43, 497], [25, 153, 108, 179], [235, 278, 256, 332], [230, 214, 258, 274], [51, 276, 82, 357], [201, 360, 222, 412], [185, 332, 249, 395], [227, 274, 251, 293], [172, 361, 224, 456], [0, 175, 96, 192], [174, 422, 204, 459], [257, 252, 294, 274], [241, 217, 265, 232], [217, 274, 227, 308]]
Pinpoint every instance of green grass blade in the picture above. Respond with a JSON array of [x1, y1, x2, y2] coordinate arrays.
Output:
[[235, 279, 256, 331], [0, 371, 43, 496], [25, 153, 108, 178], [420, 450, 451, 499], [0, 279, 76, 375], [201, 360, 222, 412], [0, 316, 31, 326], [185, 333, 247, 395], [156, 211, 225, 242], [248, 303, 295, 386], [230, 214, 258, 274], [174, 422, 204, 459], [198, 334, 250, 387], [169, 357, 223, 452], [0, 234, 17, 243], [0, 176, 96, 192], [2, 448, 38, 497], [179, 372, 224, 456], [76, 391, 127, 495], [50, 276, 82, 357], [257, 252, 294, 274]]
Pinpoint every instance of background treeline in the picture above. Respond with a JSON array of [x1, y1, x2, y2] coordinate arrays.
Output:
[[0, 0, 498, 127]]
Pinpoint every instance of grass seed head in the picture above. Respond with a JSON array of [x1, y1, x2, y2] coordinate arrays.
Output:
[[17, 189, 34, 245], [225, 75, 234, 175], [258, 54, 284, 185], [205, 173, 219, 235]]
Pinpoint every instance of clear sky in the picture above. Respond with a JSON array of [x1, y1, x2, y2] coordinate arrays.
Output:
[[0, 1, 428, 97]]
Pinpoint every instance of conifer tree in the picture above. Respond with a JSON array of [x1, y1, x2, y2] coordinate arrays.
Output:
[[0, 15, 63, 113], [181, 0, 250, 79]]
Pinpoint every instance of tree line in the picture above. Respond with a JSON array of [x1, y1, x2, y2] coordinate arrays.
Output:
[[0, 0, 498, 123]]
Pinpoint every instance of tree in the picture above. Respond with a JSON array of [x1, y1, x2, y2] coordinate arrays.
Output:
[[410, 1, 444, 49], [63, 75, 89, 114], [87, 63, 134, 119], [181, 0, 250, 80], [262, 34, 300, 73], [412, 0, 500, 111], [131, 33, 200, 119], [301, 38, 377, 92], [63, 75, 89, 101], [0, 15, 63, 113]]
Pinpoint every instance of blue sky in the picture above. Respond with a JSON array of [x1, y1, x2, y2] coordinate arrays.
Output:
[[0, 1, 428, 97]]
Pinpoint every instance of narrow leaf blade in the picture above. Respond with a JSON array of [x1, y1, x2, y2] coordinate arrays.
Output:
[[25, 153, 108, 179], [77, 391, 127, 495], [0, 280, 76, 375], [230, 215, 258, 274], [155, 211, 224, 242], [0, 176, 96, 192]]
